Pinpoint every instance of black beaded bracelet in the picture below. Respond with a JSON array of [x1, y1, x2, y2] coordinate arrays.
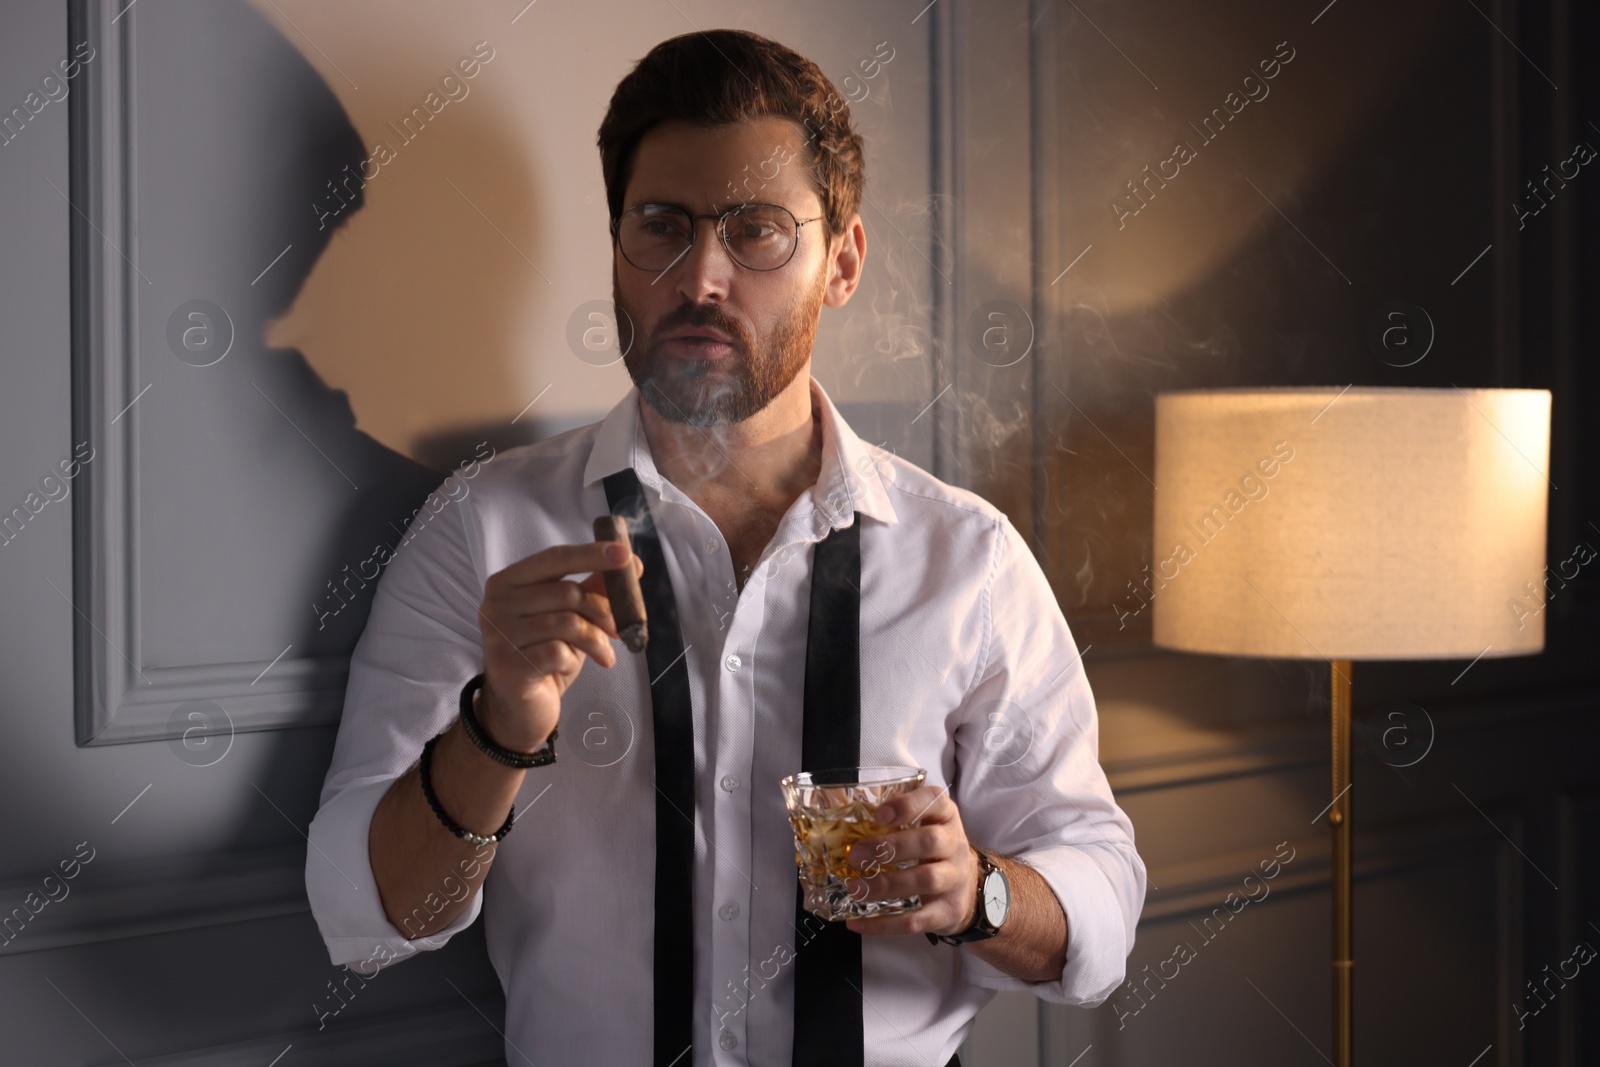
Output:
[[419, 733, 516, 847], [459, 673, 557, 768]]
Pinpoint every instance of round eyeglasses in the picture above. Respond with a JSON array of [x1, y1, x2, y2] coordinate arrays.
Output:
[[612, 202, 825, 273]]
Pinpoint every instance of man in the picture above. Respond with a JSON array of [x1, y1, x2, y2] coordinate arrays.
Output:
[[306, 28, 1144, 1067]]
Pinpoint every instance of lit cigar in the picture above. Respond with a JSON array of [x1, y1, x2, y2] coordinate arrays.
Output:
[[593, 515, 648, 653]]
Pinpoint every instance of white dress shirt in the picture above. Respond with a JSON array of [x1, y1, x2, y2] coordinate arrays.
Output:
[[305, 375, 1146, 1067]]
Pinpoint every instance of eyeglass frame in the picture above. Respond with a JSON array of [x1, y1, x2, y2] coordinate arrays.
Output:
[[610, 201, 828, 273]]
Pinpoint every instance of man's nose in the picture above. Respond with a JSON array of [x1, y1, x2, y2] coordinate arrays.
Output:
[[671, 217, 736, 301]]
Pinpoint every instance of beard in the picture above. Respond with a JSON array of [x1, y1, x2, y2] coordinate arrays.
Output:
[[615, 260, 827, 428]]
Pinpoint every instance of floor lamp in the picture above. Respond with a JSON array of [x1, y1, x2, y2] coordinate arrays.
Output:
[[1149, 386, 1552, 1066]]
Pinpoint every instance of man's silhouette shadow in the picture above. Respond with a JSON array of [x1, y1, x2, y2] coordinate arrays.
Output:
[[92, 1, 513, 1057]]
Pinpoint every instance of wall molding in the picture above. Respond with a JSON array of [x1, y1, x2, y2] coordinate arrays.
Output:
[[89, 1002, 504, 1067], [1139, 811, 1512, 924], [67, 0, 350, 748], [1043, 809, 1526, 1064], [0, 844, 307, 957], [1104, 679, 1600, 795]]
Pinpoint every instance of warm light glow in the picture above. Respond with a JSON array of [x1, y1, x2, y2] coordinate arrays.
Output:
[[1151, 387, 1551, 660]]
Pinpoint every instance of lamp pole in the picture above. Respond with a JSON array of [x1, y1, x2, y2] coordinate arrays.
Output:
[[1330, 660, 1354, 1067]]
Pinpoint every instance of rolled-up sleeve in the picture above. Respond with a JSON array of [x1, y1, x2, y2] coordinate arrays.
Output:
[[304, 478, 490, 974], [305, 775, 485, 971], [951, 514, 1146, 1006]]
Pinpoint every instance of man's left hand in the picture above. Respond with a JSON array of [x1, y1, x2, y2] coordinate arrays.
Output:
[[842, 785, 980, 938]]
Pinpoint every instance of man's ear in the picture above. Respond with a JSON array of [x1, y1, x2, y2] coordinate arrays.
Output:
[[822, 213, 866, 308]]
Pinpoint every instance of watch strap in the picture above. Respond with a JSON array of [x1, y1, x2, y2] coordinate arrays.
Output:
[[926, 847, 1002, 946]]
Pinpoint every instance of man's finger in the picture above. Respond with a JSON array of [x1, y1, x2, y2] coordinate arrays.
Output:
[[494, 542, 635, 589], [845, 898, 964, 938], [487, 611, 619, 669], [850, 825, 951, 870], [576, 553, 643, 594], [877, 785, 954, 826], [848, 854, 961, 901], [491, 580, 618, 635]]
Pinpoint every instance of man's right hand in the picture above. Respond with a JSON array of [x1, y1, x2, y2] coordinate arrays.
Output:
[[475, 542, 643, 754]]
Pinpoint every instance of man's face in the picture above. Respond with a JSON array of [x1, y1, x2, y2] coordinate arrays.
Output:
[[613, 116, 834, 428]]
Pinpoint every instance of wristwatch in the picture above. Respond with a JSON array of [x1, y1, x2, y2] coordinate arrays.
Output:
[[926, 846, 1010, 946]]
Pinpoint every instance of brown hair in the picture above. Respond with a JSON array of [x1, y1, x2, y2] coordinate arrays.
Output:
[[597, 29, 865, 237]]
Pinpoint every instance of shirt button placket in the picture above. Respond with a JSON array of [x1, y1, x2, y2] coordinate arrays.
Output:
[[714, 612, 756, 1062]]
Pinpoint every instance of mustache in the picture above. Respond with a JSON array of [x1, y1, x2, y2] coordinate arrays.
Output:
[[650, 304, 751, 353]]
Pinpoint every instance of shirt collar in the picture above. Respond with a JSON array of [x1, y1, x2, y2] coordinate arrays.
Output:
[[582, 375, 899, 530]]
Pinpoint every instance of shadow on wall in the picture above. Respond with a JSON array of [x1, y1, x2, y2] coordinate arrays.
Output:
[[138, 1, 561, 669], [49, 2, 518, 1048], [139, 0, 436, 670], [246, 0, 562, 464]]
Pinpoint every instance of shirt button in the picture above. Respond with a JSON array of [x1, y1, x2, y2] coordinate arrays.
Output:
[[719, 1032, 738, 1051], [720, 774, 740, 792], [724, 653, 742, 672], [705, 537, 719, 553], [719, 901, 740, 921]]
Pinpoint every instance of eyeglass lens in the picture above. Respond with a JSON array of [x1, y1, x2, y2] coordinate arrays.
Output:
[[618, 204, 800, 271]]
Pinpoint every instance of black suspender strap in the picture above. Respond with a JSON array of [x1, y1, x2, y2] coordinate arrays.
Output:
[[603, 470, 696, 1067], [601, 468, 865, 1067], [791, 515, 864, 1067]]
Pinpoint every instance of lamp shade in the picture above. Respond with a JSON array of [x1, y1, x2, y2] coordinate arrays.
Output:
[[1150, 387, 1551, 661]]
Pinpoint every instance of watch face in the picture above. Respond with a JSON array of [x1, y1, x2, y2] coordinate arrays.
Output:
[[982, 870, 1009, 927]]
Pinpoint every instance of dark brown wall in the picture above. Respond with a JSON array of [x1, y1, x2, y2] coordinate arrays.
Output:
[[949, 1, 1600, 1063]]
